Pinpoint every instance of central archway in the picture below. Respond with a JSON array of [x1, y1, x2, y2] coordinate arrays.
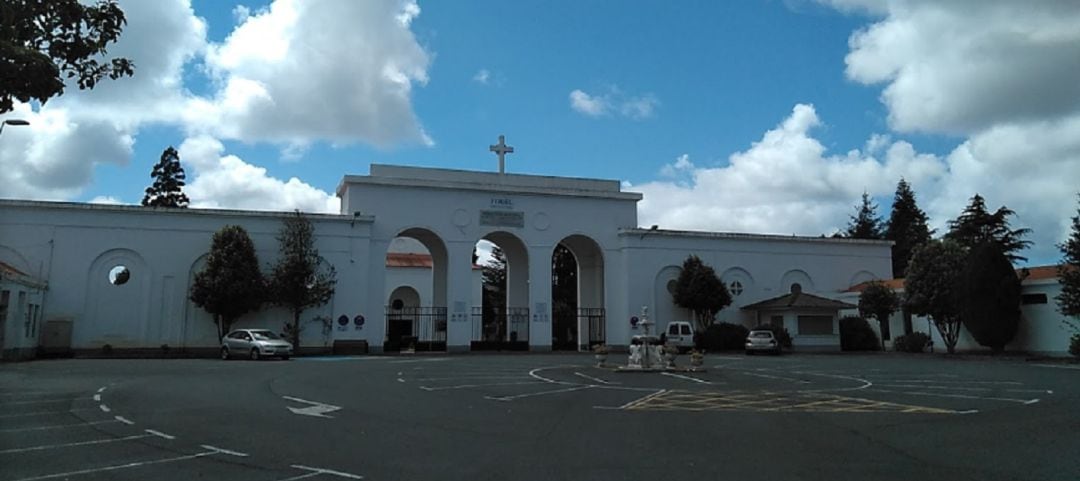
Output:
[[552, 235, 605, 351], [471, 231, 530, 350]]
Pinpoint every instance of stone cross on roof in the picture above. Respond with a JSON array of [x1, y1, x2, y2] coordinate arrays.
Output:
[[489, 135, 514, 174]]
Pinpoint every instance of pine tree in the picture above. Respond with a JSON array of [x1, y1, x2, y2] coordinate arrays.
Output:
[[945, 194, 1032, 263], [189, 225, 265, 341], [268, 211, 337, 349], [142, 146, 190, 208], [884, 179, 932, 278], [844, 192, 884, 240], [959, 243, 1021, 353], [1057, 195, 1080, 319], [480, 246, 507, 339]]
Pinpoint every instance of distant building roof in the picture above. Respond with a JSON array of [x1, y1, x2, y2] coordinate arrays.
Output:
[[386, 253, 481, 270], [741, 291, 856, 311], [0, 261, 46, 289], [845, 264, 1067, 293]]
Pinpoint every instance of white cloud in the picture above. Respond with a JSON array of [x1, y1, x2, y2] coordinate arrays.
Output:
[[89, 196, 125, 205], [635, 104, 946, 237], [473, 69, 490, 85], [569, 87, 658, 120], [569, 89, 608, 117], [191, 0, 432, 147], [179, 135, 339, 213]]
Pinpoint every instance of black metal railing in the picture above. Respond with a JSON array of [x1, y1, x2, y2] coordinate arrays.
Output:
[[470, 306, 529, 350], [578, 307, 606, 348], [384, 306, 447, 352]]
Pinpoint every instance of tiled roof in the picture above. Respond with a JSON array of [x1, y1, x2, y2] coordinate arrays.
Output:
[[845, 264, 1069, 293], [0, 261, 29, 278], [741, 291, 856, 311], [385, 253, 482, 270]]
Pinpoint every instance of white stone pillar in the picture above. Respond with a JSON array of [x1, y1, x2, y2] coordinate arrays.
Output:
[[527, 244, 553, 351], [445, 240, 476, 351]]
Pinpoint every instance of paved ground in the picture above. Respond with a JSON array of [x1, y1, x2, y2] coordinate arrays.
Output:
[[2, 353, 1078, 481]]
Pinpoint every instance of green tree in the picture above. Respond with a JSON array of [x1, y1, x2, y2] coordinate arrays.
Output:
[[884, 178, 933, 278], [959, 243, 1021, 353], [946, 194, 1032, 263], [904, 239, 966, 353], [1057, 195, 1080, 318], [480, 245, 507, 340], [672, 255, 731, 330], [858, 281, 899, 349], [189, 225, 265, 341], [269, 211, 337, 349], [1, 0, 135, 113], [551, 244, 578, 347], [845, 192, 885, 240], [141, 146, 189, 208]]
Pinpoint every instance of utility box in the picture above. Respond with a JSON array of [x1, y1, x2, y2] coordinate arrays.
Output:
[[40, 319, 73, 357]]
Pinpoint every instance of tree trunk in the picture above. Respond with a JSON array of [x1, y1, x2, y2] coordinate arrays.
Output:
[[291, 310, 301, 350]]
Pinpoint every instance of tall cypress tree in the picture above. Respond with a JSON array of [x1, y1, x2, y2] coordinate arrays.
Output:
[[142, 146, 190, 208], [945, 194, 1032, 263], [1057, 195, 1080, 319], [844, 192, 885, 240], [884, 179, 932, 278]]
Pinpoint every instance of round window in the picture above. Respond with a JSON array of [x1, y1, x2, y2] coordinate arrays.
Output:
[[666, 279, 677, 295], [108, 266, 130, 285], [391, 299, 405, 310], [729, 280, 744, 296], [790, 283, 802, 294]]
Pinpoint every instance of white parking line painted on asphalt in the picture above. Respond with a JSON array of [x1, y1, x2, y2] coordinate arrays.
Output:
[[145, 429, 175, 440], [484, 385, 593, 402], [872, 379, 1023, 385], [2, 398, 70, 406], [661, 372, 711, 384], [388, 358, 451, 364], [415, 375, 528, 381], [201, 444, 249, 457], [420, 381, 546, 391], [289, 464, 365, 479], [868, 388, 1038, 404], [283, 396, 342, 418], [0, 433, 151, 454], [0, 408, 96, 418], [99, 404, 111, 413], [739, 371, 810, 384], [93, 394, 101, 401], [0, 419, 116, 433], [574, 372, 618, 385], [876, 384, 1051, 394], [0, 391, 53, 397], [10, 449, 219, 481], [1030, 363, 1080, 370], [97, 387, 107, 393], [616, 389, 668, 410], [114, 415, 134, 425]]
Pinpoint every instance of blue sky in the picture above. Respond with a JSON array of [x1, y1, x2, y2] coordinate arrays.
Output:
[[2, 0, 1078, 267]]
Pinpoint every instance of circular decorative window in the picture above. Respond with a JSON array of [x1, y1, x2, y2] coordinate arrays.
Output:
[[391, 299, 405, 310], [790, 283, 802, 294], [729, 280, 743, 296], [108, 266, 130, 285], [666, 279, 677, 295]]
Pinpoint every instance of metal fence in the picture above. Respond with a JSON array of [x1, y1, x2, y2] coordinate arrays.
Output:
[[577, 307, 606, 350], [470, 306, 530, 350], [384, 306, 447, 351]]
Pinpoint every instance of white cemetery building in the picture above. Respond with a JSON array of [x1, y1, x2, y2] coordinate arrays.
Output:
[[1, 137, 905, 360]]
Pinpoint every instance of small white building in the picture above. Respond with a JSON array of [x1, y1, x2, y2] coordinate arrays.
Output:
[[842, 266, 1072, 355], [0, 162, 895, 358]]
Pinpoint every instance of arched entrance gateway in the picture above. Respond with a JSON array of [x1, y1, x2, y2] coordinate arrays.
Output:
[[383, 228, 449, 352], [551, 235, 605, 351], [471, 232, 529, 350]]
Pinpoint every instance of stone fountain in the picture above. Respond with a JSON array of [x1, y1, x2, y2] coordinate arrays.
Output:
[[624, 307, 666, 371]]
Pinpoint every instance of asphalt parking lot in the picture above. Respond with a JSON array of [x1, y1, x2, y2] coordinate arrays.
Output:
[[2, 353, 1078, 481]]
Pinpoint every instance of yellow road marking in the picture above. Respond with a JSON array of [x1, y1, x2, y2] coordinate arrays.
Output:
[[626, 390, 958, 414]]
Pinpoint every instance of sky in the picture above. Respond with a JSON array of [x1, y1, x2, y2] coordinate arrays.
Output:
[[2, 0, 1079, 267]]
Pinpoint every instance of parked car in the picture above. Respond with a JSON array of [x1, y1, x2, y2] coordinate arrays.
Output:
[[745, 329, 781, 355], [664, 321, 696, 352], [221, 329, 294, 360]]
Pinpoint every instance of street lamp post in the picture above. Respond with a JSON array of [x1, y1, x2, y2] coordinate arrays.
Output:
[[0, 119, 30, 136]]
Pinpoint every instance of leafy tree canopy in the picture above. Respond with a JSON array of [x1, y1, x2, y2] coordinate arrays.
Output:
[[142, 146, 189, 208], [269, 211, 337, 348], [189, 225, 265, 340], [959, 243, 1021, 352], [1, 0, 135, 113], [672, 255, 731, 330], [904, 239, 966, 353], [1057, 195, 1080, 319], [858, 280, 899, 345], [884, 178, 932, 278], [844, 192, 885, 240], [945, 194, 1032, 263]]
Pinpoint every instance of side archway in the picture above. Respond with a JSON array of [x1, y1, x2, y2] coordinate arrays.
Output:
[[84, 248, 151, 346], [552, 234, 605, 349], [780, 269, 815, 294]]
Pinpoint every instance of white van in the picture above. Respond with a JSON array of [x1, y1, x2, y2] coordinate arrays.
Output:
[[664, 321, 696, 352]]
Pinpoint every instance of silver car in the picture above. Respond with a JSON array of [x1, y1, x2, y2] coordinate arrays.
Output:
[[745, 329, 781, 355], [221, 329, 293, 360]]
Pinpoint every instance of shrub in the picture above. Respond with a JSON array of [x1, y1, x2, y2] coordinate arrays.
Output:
[[1070, 334, 1080, 358], [839, 316, 881, 351], [701, 323, 749, 351], [894, 332, 931, 353], [753, 323, 792, 349]]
